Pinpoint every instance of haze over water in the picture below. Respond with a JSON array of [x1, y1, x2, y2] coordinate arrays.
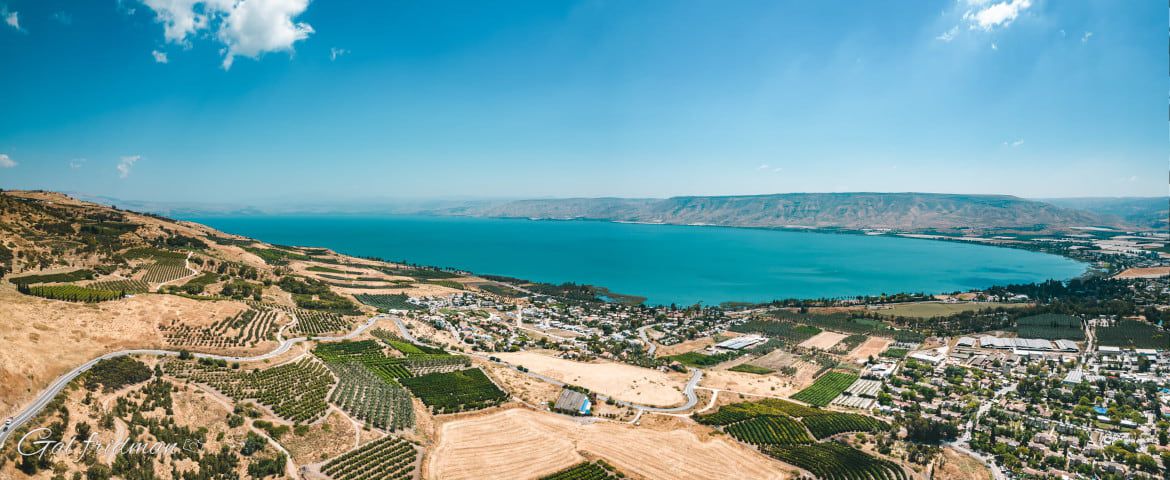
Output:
[[189, 215, 1086, 305]]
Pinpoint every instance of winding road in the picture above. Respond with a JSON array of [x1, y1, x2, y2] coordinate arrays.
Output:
[[0, 314, 384, 447]]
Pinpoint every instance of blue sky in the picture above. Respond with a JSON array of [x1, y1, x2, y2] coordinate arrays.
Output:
[[0, 0, 1164, 203]]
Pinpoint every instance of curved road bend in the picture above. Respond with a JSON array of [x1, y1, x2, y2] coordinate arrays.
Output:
[[390, 316, 702, 413], [0, 314, 384, 447]]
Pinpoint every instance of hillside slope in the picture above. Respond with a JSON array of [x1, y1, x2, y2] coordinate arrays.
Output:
[[427, 193, 1121, 233]]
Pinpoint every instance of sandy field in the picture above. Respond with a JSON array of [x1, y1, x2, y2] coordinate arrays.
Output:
[[798, 331, 848, 350], [0, 286, 256, 419], [655, 336, 717, 357], [282, 409, 361, 466], [700, 369, 808, 398], [935, 447, 992, 480], [846, 337, 895, 362], [426, 408, 791, 480], [1114, 266, 1170, 279], [495, 351, 686, 407]]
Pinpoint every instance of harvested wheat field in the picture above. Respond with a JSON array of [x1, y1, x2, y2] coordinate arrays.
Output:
[[701, 368, 810, 398], [798, 330, 848, 350], [1113, 266, 1170, 279], [495, 351, 685, 406], [426, 408, 790, 480], [0, 286, 250, 419], [846, 336, 894, 362]]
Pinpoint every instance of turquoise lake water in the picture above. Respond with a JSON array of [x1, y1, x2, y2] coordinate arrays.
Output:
[[186, 215, 1086, 305]]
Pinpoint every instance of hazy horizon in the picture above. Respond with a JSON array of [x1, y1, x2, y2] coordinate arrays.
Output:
[[1, 1, 1165, 202]]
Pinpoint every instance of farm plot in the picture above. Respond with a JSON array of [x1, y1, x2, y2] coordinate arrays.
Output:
[[540, 461, 622, 480], [1015, 313, 1084, 340], [17, 283, 123, 302], [141, 254, 192, 284], [262, 303, 353, 335], [725, 415, 812, 446], [791, 372, 858, 407], [765, 442, 906, 480], [326, 361, 415, 431], [728, 363, 775, 375], [802, 413, 888, 439], [399, 368, 507, 414], [695, 398, 826, 426], [1096, 320, 1170, 349], [165, 357, 334, 423], [88, 279, 150, 294], [161, 308, 281, 350], [798, 331, 848, 350], [355, 293, 425, 311], [321, 434, 419, 480]]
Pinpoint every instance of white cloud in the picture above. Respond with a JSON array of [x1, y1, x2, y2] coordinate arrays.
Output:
[[69, 158, 86, 169], [757, 164, 770, 170], [963, 0, 1032, 31], [1081, 31, 1093, 43], [117, 155, 140, 178], [330, 47, 349, 61], [152, 50, 169, 63], [0, 154, 16, 168], [936, 26, 959, 42], [3, 8, 19, 30], [1004, 139, 1024, 147], [990, 42, 998, 50], [141, 0, 313, 70]]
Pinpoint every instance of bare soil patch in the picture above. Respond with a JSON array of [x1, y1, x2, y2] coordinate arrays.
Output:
[[846, 337, 894, 362], [495, 351, 686, 407], [798, 331, 848, 350]]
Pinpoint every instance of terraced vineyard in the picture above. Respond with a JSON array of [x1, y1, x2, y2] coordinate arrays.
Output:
[[539, 461, 622, 480], [321, 435, 419, 480], [166, 357, 334, 423], [326, 361, 415, 431], [695, 398, 825, 426], [791, 372, 859, 407], [802, 412, 889, 439], [18, 283, 123, 302], [398, 368, 507, 414], [88, 278, 150, 293], [161, 308, 281, 349], [725, 415, 812, 446], [764, 442, 907, 480]]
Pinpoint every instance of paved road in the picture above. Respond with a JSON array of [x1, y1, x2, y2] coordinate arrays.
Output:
[[946, 381, 1015, 480], [637, 325, 658, 357], [0, 314, 383, 447]]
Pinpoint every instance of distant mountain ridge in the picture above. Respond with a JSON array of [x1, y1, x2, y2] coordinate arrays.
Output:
[[75, 192, 1153, 234], [422, 193, 1130, 233]]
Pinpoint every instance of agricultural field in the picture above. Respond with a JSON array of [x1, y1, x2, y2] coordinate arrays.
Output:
[[166, 357, 334, 423], [326, 361, 415, 431], [1096, 320, 1170, 349], [495, 351, 685, 406], [398, 368, 507, 414], [725, 415, 812, 446], [875, 301, 1024, 319], [764, 442, 906, 480], [799, 331, 848, 350], [539, 461, 622, 480], [161, 308, 280, 350], [802, 412, 888, 439], [880, 347, 908, 359], [1015, 313, 1084, 340], [790, 372, 859, 407], [321, 435, 419, 480], [427, 408, 787, 480], [728, 363, 775, 375], [730, 319, 822, 344], [142, 260, 192, 284], [664, 350, 741, 367], [17, 283, 123, 302], [261, 303, 352, 335], [355, 293, 425, 311], [695, 398, 825, 426], [88, 278, 150, 294]]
